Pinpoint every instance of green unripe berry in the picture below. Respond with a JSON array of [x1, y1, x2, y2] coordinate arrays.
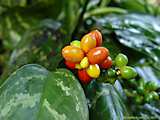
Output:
[[144, 93, 154, 103], [137, 79, 145, 94], [151, 91, 159, 100], [137, 86, 145, 95], [107, 68, 116, 77], [138, 79, 145, 87], [70, 40, 80, 48], [134, 95, 143, 104], [115, 53, 128, 67], [145, 81, 159, 91], [128, 79, 137, 87], [120, 66, 137, 79], [132, 90, 137, 95], [124, 89, 137, 97]]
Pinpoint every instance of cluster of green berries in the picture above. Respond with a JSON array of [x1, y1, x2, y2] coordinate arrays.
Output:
[[115, 53, 137, 79], [98, 53, 137, 83], [98, 53, 159, 104], [126, 78, 159, 104]]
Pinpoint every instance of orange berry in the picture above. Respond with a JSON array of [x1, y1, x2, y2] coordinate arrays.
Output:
[[62, 45, 84, 63], [87, 47, 109, 64]]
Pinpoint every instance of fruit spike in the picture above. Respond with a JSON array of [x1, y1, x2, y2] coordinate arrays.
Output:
[[61, 29, 114, 84]]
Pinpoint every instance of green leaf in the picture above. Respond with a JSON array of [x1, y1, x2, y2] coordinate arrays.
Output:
[[0, 64, 89, 120], [117, 0, 160, 15], [141, 103, 160, 117], [0, 1, 63, 47], [0, 0, 62, 10], [40, 69, 89, 120], [0, 0, 88, 80], [84, 7, 127, 19], [135, 65, 160, 85], [0, 19, 64, 83], [86, 81, 127, 120], [93, 14, 160, 65], [103, 39, 122, 59]]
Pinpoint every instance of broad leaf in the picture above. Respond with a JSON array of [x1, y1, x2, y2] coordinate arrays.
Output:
[[0, 64, 89, 120], [116, 0, 160, 15], [91, 14, 160, 68], [0, 19, 64, 84], [86, 81, 127, 120], [135, 65, 160, 84]]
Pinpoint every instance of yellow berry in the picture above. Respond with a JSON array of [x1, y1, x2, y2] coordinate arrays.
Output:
[[80, 57, 89, 69], [75, 64, 82, 69], [80, 34, 96, 53], [86, 64, 100, 78]]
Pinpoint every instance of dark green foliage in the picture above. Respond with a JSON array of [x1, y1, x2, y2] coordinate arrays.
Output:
[[86, 81, 127, 120]]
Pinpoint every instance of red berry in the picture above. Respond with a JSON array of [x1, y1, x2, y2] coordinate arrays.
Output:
[[65, 61, 76, 69], [89, 30, 102, 46], [78, 69, 92, 84], [99, 56, 112, 69], [87, 47, 109, 64]]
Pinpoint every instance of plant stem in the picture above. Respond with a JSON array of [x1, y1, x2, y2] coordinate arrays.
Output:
[[71, 0, 90, 40]]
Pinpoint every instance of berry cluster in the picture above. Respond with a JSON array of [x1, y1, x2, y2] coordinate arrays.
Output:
[[61, 30, 159, 104], [62, 30, 112, 84], [114, 54, 159, 104], [98, 53, 138, 84], [115, 53, 137, 80], [125, 78, 159, 104]]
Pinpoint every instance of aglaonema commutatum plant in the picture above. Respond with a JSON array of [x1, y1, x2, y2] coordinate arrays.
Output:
[[0, 0, 160, 120]]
